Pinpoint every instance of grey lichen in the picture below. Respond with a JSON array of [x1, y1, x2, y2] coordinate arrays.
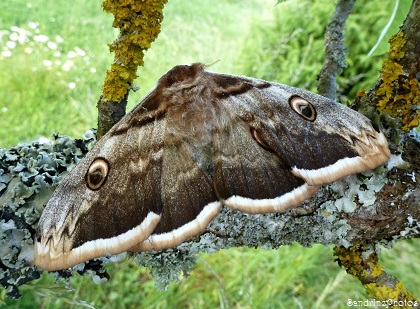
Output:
[[134, 198, 358, 289], [322, 169, 388, 214], [0, 131, 98, 299], [399, 215, 420, 238]]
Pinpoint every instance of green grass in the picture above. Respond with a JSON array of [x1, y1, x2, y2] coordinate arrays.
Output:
[[0, 1, 114, 147], [1, 0, 419, 307], [0, 0, 269, 148], [4, 240, 419, 308]]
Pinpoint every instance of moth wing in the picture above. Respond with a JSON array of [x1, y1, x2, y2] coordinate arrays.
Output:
[[131, 122, 221, 252], [203, 69, 389, 212], [213, 119, 319, 214], [34, 63, 390, 269], [35, 119, 167, 270], [207, 72, 390, 184]]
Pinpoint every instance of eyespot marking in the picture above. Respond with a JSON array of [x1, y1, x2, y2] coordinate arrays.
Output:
[[86, 158, 109, 190], [251, 128, 273, 152], [289, 96, 317, 121]]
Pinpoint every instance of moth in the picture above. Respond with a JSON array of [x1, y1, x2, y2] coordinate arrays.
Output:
[[34, 63, 390, 271]]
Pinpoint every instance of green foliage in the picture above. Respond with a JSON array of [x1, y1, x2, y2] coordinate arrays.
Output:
[[0, 1, 114, 148], [239, 0, 409, 103], [0, 0, 268, 148], [0, 245, 357, 308], [4, 241, 418, 308], [240, 1, 333, 91], [368, 0, 412, 57]]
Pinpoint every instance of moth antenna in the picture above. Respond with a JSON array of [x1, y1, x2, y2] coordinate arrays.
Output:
[[203, 60, 221, 68]]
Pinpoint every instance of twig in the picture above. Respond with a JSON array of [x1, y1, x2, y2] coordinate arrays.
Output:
[[318, 0, 355, 100], [97, 0, 168, 138], [335, 246, 418, 302]]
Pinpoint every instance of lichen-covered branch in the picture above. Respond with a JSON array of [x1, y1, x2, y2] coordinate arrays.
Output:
[[335, 246, 417, 304], [339, 0, 420, 300], [348, 0, 420, 250], [317, 1, 418, 298], [0, 132, 99, 298], [97, 0, 168, 138], [317, 0, 355, 100], [355, 0, 420, 132]]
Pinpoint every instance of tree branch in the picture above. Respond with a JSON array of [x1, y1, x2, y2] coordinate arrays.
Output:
[[318, 0, 355, 100], [335, 246, 418, 303], [97, 0, 168, 138], [355, 0, 420, 132], [338, 0, 420, 299]]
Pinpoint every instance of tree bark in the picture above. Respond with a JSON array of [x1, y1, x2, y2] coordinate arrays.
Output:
[[347, 0, 420, 243], [97, 0, 168, 138], [318, 0, 356, 100]]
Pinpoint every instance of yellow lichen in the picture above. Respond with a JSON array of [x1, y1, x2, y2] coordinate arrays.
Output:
[[334, 245, 418, 302], [101, 0, 168, 102], [365, 282, 417, 308], [334, 245, 366, 276], [376, 31, 420, 130], [367, 261, 383, 277]]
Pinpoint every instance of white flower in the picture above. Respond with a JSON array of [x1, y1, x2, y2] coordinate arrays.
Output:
[[43, 60, 53, 67], [55, 35, 64, 43], [62, 59, 74, 71], [74, 47, 86, 56], [68, 82, 76, 89], [9, 32, 19, 41], [10, 27, 30, 44], [24, 47, 33, 54], [28, 22, 38, 29], [1, 50, 12, 57], [67, 50, 77, 58], [90, 68, 96, 73], [6, 41, 16, 49], [34, 35, 49, 43], [47, 41, 57, 50], [10, 26, 21, 32]]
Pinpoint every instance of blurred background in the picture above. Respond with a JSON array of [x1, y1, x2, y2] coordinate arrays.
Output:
[[1, 0, 418, 308]]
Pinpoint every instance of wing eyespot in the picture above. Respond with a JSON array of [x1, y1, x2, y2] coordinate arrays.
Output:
[[289, 96, 317, 121], [251, 128, 274, 152], [86, 158, 109, 190]]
